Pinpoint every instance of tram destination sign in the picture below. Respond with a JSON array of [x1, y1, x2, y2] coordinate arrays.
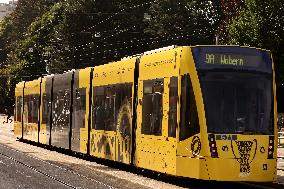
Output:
[[205, 53, 259, 67], [192, 46, 272, 73]]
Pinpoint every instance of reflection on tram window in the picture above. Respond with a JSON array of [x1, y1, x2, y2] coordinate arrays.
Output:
[[180, 74, 200, 141], [169, 77, 178, 138], [92, 84, 132, 132], [24, 95, 39, 124], [74, 88, 86, 128], [93, 86, 105, 130], [16, 96, 22, 122], [199, 72, 273, 135], [53, 90, 70, 128], [142, 79, 163, 136], [42, 94, 51, 124]]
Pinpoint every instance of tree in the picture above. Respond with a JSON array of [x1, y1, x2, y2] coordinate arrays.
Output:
[[145, 0, 221, 47], [228, 0, 284, 111], [0, 0, 57, 114], [215, 0, 244, 44]]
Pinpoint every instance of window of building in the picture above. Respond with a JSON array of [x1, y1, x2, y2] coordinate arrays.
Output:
[[168, 77, 178, 138], [142, 79, 163, 136], [180, 74, 200, 141]]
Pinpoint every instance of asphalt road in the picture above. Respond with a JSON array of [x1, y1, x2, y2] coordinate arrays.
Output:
[[0, 144, 112, 189]]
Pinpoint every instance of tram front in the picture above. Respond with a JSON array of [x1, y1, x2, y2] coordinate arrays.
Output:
[[192, 46, 277, 181]]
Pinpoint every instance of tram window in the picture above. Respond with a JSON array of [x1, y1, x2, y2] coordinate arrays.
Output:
[[93, 87, 106, 130], [23, 96, 28, 123], [32, 95, 39, 123], [115, 83, 132, 136], [74, 88, 86, 128], [63, 90, 71, 127], [16, 96, 22, 121], [53, 91, 62, 126], [169, 77, 178, 138], [53, 90, 70, 127], [42, 94, 50, 124], [93, 84, 132, 132], [115, 84, 132, 115], [27, 96, 33, 123], [105, 86, 116, 131], [180, 74, 200, 141], [142, 79, 163, 136]]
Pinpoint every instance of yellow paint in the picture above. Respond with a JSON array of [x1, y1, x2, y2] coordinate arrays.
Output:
[[204, 135, 276, 181], [78, 68, 92, 154], [116, 101, 132, 164], [93, 58, 135, 86], [135, 47, 180, 175], [14, 82, 25, 138], [39, 78, 47, 144], [89, 130, 116, 160], [176, 47, 210, 179], [22, 79, 41, 142]]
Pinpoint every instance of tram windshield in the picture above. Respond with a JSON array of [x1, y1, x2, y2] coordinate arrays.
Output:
[[199, 72, 274, 134], [191, 46, 274, 135]]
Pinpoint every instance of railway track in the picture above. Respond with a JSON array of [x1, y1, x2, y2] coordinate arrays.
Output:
[[0, 151, 77, 189], [0, 143, 115, 189], [0, 143, 114, 189]]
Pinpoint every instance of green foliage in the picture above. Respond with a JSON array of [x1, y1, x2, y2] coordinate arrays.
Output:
[[146, 0, 220, 46], [228, 0, 284, 112], [228, 0, 284, 86], [0, 0, 57, 114]]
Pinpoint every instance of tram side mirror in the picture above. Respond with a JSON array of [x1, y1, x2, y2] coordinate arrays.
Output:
[[236, 117, 246, 133]]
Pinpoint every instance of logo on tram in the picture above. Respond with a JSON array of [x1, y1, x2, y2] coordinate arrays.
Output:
[[231, 139, 257, 177]]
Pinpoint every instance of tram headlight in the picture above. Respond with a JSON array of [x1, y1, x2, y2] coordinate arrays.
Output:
[[267, 136, 274, 159], [208, 134, 218, 158]]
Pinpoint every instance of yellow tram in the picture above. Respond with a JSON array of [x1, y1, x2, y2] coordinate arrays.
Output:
[[14, 45, 277, 181]]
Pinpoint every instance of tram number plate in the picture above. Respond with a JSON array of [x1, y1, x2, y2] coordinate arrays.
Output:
[[215, 134, 237, 141]]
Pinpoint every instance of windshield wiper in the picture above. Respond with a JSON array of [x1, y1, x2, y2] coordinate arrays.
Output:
[[236, 129, 255, 135]]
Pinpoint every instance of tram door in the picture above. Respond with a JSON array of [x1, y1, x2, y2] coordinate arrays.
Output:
[[175, 74, 203, 178], [136, 77, 177, 174]]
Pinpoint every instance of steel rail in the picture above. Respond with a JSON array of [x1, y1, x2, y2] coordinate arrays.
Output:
[[0, 143, 115, 189], [0, 151, 78, 189]]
